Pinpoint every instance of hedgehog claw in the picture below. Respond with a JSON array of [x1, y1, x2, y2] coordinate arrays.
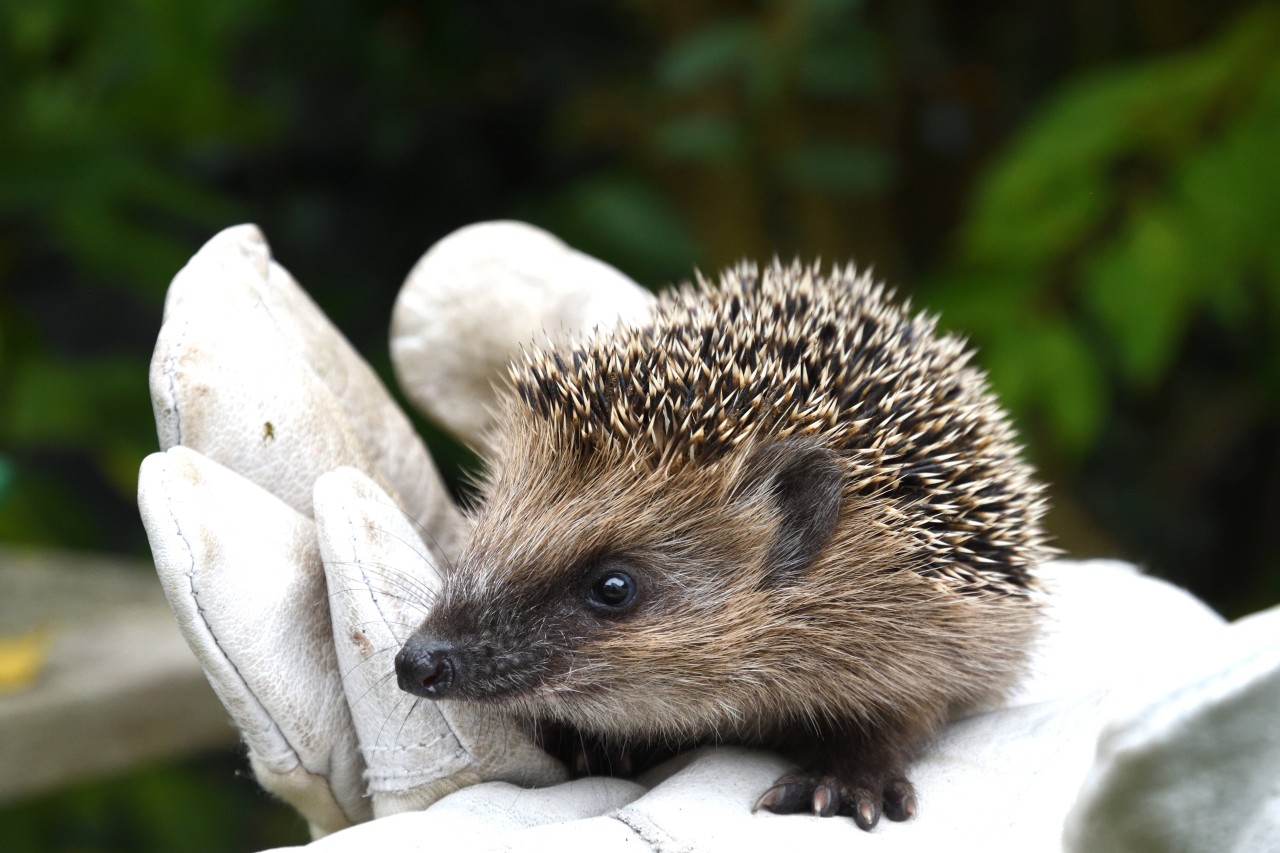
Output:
[[812, 783, 837, 817], [852, 789, 880, 830], [883, 779, 918, 821], [756, 771, 916, 831], [752, 785, 783, 813], [753, 781, 809, 814]]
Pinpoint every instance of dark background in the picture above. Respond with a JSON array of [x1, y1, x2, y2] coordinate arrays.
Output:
[[2, 1, 1278, 849]]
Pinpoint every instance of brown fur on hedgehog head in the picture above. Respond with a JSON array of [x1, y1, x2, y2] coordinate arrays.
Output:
[[405, 261, 1051, 748]]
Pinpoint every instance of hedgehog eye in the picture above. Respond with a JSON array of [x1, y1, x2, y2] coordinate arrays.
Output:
[[588, 570, 637, 611]]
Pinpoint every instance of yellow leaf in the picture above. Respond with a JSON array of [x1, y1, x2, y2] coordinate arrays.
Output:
[[0, 627, 50, 692]]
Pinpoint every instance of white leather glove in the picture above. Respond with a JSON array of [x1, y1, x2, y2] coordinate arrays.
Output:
[[138, 223, 649, 836], [150, 224, 458, 545], [389, 220, 654, 449], [1063, 601, 1280, 852], [139, 446, 367, 837]]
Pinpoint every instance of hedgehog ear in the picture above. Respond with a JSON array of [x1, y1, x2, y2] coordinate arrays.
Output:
[[733, 436, 843, 582]]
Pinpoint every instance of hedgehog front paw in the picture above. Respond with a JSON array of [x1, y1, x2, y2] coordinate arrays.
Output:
[[753, 770, 917, 831], [535, 724, 636, 777], [566, 737, 636, 777]]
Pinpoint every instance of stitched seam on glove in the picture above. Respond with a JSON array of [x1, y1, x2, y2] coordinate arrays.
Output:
[[163, 471, 298, 769], [364, 736, 461, 754], [364, 758, 471, 785], [161, 319, 185, 447], [607, 811, 665, 852], [337, 505, 479, 762]]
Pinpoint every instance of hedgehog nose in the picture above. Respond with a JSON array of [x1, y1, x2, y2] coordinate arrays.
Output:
[[395, 636, 458, 699]]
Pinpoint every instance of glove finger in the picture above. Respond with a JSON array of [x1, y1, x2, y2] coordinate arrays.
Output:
[[390, 221, 654, 449], [314, 467, 566, 818], [152, 224, 460, 555], [1064, 605, 1280, 853], [139, 447, 371, 833], [257, 776, 644, 852]]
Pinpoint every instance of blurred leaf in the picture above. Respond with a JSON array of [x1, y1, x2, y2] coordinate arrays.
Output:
[[796, 44, 879, 99], [807, 0, 867, 14], [657, 19, 759, 93], [934, 282, 1107, 454], [965, 160, 1112, 273], [795, 10, 879, 99], [1024, 321, 1108, 453], [4, 355, 153, 459], [1177, 68, 1280, 324], [0, 0, 270, 292], [54, 198, 218, 302], [0, 454, 13, 504], [962, 6, 1279, 275], [533, 176, 701, 284], [7, 1, 61, 57], [0, 627, 50, 693], [926, 271, 1030, 340], [0, 459, 127, 549], [0, 757, 306, 852], [931, 5, 1280, 459], [652, 114, 745, 163], [1083, 206, 1199, 388], [983, 320, 1107, 455], [779, 143, 892, 194]]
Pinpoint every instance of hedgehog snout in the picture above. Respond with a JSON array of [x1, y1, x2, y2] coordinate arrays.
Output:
[[395, 635, 459, 699]]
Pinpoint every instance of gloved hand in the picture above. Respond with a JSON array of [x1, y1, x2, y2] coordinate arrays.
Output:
[[138, 222, 649, 836], [141, 222, 1280, 852]]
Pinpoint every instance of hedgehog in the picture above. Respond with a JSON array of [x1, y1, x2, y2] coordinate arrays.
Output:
[[395, 261, 1050, 830]]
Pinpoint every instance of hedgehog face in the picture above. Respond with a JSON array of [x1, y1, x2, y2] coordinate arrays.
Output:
[[395, 420, 858, 741]]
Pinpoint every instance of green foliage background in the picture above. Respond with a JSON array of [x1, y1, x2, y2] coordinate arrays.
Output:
[[1, 0, 1277, 849]]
